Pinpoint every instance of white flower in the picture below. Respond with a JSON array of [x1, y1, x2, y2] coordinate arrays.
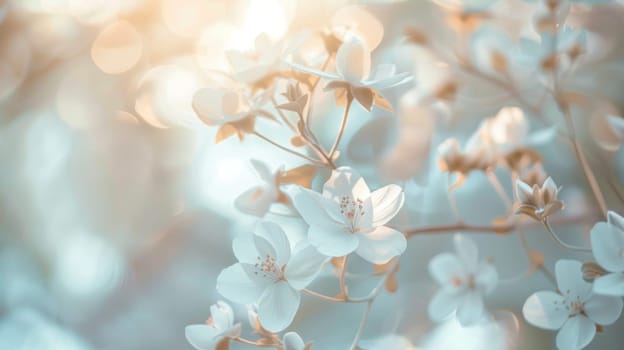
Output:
[[226, 33, 285, 86], [185, 301, 242, 350], [428, 235, 498, 326], [288, 36, 411, 110], [235, 160, 281, 217], [216, 221, 327, 332], [523, 259, 623, 350], [292, 167, 406, 264], [590, 112, 624, 152], [590, 211, 624, 296], [282, 332, 308, 350], [515, 177, 564, 221]]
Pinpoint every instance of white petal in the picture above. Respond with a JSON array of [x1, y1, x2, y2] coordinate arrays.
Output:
[[216, 264, 265, 304], [285, 244, 328, 290], [308, 225, 359, 257], [456, 291, 485, 326], [475, 262, 498, 295], [323, 167, 371, 200], [593, 273, 624, 296], [429, 253, 464, 286], [253, 233, 277, 264], [591, 216, 624, 272], [555, 316, 596, 350], [234, 186, 274, 217], [286, 60, 340, 80], [336, 35, 371, 84], [428, 288, 462, 322], [232, 236, 258, 264], [250, 159, 274, 183], [555, 260, 592, 301], [283, 332, 306, 350], [369, 185, 405, 227], [542, 177, 558, 199], [453, 234, 479, 268], [211, 301, 234, 330], [255, 221, 291, 265], [516, 180, 533, 204], [584, 293, 623, 325], [293, 187, 346, 228], [185, 325, 220, 350], [522, 291, 568, 330], [607, 210, 624, 233], [192, 88, 223, 124], [363, 71, 413, 90], [355, 226, 406, 264], [258, 282, 301, 332]]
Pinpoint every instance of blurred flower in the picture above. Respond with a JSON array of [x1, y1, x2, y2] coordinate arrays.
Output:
[[289, 36, 412, 111], [590, 211, 624, 296], [192, 87, 272, 142], [235, 160, 282, 217], [428, 235, 498, 326], [437, 136, 495, 187], [516, 27, 587, 72], [216, 221, 327, 332], [522, 259, 623, 350], [515, 177, 564, 221], [590, 113, 624, 152], [293, 167, 406, 264], [185, 301, 242, 350], [226, 33, 286, 87]]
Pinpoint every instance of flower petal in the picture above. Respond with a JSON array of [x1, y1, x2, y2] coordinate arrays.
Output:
[[232, 236, 258, 264], [336, 35, 371, 84], [453, 234, 479, 269], [429, 253, 464, 287], [369, 184, 405, 226], [584, 292, 623, 325], [355, 226, 406, 264], [428, 288, 462, 322], [591, 221, 624, 272], [211, 301, 234, 330], [216, 264, 265, 304], [234, 186, 275, 217], [475, 262, 498, 295], [555, 259, 592, 302], [285, 244, 328, 290], [250, 159, 274, 183], [555, 316, 596, 350], [522, 291, 568, 330], [308, 224, 359, 257], [607, 210, 624, 233], [283, 332, 306, 350], [192, 88, 223, 124], [255, 221, 291, 265], [293, 187, 346, 228], [323, 167, 371, 200], [185, 325, 220, 350], [593, 272, 624, 297], [456, 291, 485, 326], [258, 282, 301, 332]]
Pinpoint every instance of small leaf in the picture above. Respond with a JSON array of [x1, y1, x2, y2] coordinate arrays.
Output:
[[290, 135, 307, 147], [352, 86, 374, 111], [373, 92, 393, 111], [280, 164, 320, 188], [215, 124, 238, 143]]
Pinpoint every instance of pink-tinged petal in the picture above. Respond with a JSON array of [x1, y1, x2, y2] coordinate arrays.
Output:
[[428, 288, 462, 322], [185, 325, 220, 350], [355, 226, 406, 264], [216, 264, 265, 304], [456, 291, 485, 326], [336, 35, 371, 84], [429, 253, 464, 287], [258, 282, 301, 332], [255, 221, 291, 265], [293, 187, 346, 228], [285, 245, 328, 290], [555, 316, 596, 350], [584, 293, 623, 325], [453, 234, 479, 269], [234, 186, 275, 217], [593, 273, 624, 297], [323, 167, 371, 200], [555, 260, 592, 301], [308, 225, 359, 257], [475, 262, 498, 295], [232, 236, 258, 264], [522, 291, 567, 330], [283, 332, 305, 350], [369, 185, 404, 227]]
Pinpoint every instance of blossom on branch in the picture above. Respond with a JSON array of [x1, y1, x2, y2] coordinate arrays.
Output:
[[590, 211, 624, 296], [185, 301, 241, 350]]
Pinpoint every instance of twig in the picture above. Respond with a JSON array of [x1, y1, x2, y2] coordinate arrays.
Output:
[[542, 219, 592, 253]]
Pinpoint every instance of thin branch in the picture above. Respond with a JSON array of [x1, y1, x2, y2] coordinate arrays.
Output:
[[350, 300, 373, 350], [252, 131, 326, 166], [542, 219, 592, 253], [328, 97, 353, 159]]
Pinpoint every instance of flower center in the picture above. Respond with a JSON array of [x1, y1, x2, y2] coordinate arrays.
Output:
[[452, 274, 476, 289], [254, 254, 284, 283], [339, 196, 365, 233], [554, 294, 586, 318]]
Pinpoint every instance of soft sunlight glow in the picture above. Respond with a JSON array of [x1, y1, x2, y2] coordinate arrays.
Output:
[[228, 0, 289, 50]]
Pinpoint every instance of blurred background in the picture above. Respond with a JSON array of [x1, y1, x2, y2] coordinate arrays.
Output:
[[0, 0, 623, 349]]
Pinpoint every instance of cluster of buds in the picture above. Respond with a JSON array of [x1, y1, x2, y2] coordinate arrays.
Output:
[[437, 138, 494, 183], [515, 177, 564, 222]]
